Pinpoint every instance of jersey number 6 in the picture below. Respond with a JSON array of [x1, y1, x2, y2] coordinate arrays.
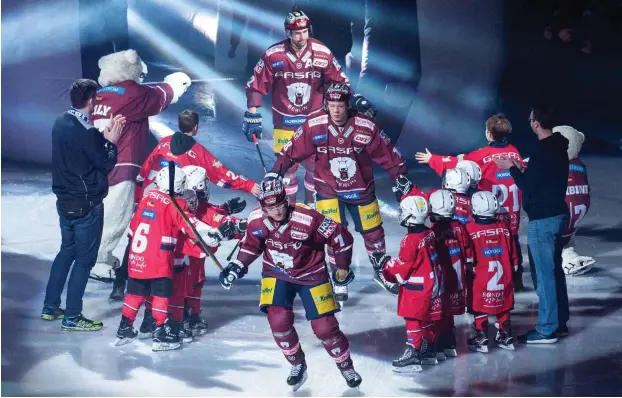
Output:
[[131, 223, 150, 254]]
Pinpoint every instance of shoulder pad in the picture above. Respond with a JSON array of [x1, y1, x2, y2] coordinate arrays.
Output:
[[265, 43, 285, 57], [311, 41, 331, 55], [354, 116, 376, 131], [308, 114, 329, 127]]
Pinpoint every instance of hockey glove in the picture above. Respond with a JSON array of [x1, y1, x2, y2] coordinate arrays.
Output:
[[332, 268, 355, 287], [392, 174, 414, 203], [370, 252, 391, 271], [219, 260, 246, 289], [350, 93, 377, 118], [234, 219, 248, 235], [225, 197, 246, 214], [216, 220, 236, 240], [174, 264, 186, 273], [242, 111, 263, 142]]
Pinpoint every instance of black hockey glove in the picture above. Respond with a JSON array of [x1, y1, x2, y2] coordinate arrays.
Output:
[[392, 174, 414, 203], [242, 111, 263, 142], [234, 219, 248, 235], [219, 260, 246, 289], [216, 220, 236, 240], [225, 197, 246, 214], [350, 93, 377, 118], [370, 252, 391, 271], [174, 264, 186, 273], [332, 268, 355, 287]]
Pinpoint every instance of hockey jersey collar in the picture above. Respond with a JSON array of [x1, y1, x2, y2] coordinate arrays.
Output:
[[488, 141, 510, 148]]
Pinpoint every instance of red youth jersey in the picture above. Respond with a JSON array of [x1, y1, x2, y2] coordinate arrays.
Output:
[[237, 204, 353, 285], [562, 158, 590, 242], [382, 228, 444, 321], [431, 219, 475, 315], [90, 80, 174, 185], [465, 220, 518, 314], [246, 38, 349, 131], [274, 113, 407, 203], [128, 190, 201, 279], [135, 135, 255, 202], [428, 142, 524, 235]]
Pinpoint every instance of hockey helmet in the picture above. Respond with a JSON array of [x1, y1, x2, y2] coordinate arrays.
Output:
[[323, 83, 352, 112], [399, 195, 429, 227], [456, 159, 482, 188], [285, 10, 311, 38], [258, 174, 287, 209], [429, 189, 456, 218], [181, 188, 198, 212], [471, 191, 499, 218], [155, 164, 186, 195], [443, 168, 472, 194], [183, 165, 210, 201]]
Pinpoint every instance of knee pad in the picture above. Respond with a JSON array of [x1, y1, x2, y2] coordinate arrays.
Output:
[[267, 306, 295, 333], [310, 315, 340, 341], [362, 227, 386, 254]]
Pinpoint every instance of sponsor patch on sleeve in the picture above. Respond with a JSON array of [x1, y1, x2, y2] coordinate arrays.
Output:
[[353, 133, 371, 145], [312, 58, 329, 68], [271, 59, 284, 69], [308, 114, 328, 127], [355, 116, 375, 130], [378, 130, 391, 144], [291, 211, 313, 226], [312, 133, 328, 144], [252, 228, 265, 237], [142, 209, 156, 220], [318, 218, 337, 238], [290, 230, 309, 240]]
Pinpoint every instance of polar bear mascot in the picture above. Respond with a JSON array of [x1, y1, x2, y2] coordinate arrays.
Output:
[[89, 49, 191, 280], [553, 125, 595, 276]]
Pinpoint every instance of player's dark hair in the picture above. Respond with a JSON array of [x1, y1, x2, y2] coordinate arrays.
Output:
[[178, 110, 199, 134], [530, 105, 555, 130], [485, 113, 512, 141], [70, 79, 99, 109]]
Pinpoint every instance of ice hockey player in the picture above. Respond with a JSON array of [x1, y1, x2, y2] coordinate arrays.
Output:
[[370, 195, 443, 372], [443, 168, 473, 225], [219, 174, 362, 391], [465, 191, 518, 352], [108, 110, 258, 301], [428, 190, 474, 360], [416, 114, 525, 290], [272, 83, 414, 297], [554, 126, 594, 276], [114, 166, 223, 351], [243, 10, 375, 205]]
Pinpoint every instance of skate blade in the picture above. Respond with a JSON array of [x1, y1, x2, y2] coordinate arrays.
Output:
[[290, 370, 308, 392], [497, 343, 515, 351], [181, 336, 193, 344], [436, 352, 447, 361], [152, 342, 182, 351], [468, 344, 489, 353], [191, 328, 208, 336], [421, 357, 438, 365], [444, 348, 458, 357], [138, 332, 153, 339], [115, 336, 135, 347], [393, 364, 423, 373]]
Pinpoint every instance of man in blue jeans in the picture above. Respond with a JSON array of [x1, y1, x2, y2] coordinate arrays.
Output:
[[495, 105, 569, 344], [42, 79, 125, 331]]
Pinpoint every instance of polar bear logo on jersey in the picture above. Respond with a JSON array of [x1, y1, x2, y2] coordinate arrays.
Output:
[[286, 82, 311, 107], [268, 249, 295, 270], [330, 157, 357, 182]]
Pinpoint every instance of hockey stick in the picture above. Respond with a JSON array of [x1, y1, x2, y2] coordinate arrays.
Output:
[[168, 162, 225, 272]]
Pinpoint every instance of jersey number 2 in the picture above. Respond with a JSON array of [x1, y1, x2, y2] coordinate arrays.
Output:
[[487, 261, 504, 291], [131, 223, 150, 253]]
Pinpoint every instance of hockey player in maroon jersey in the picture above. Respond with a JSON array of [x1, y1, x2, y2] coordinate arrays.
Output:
[[114, 166, 223, 351], [428, 190, 475, 360], [554, 126, 594, 276], [242, 10, 375, 205], [272, 83, 415, 296], [370, 195, 443, 372], [466, 191, 519, 352], [219, 174, 362, 391]]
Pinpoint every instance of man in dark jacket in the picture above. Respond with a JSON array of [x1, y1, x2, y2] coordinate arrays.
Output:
[[42, 79, 125, 331], [495, 105, 570, 344]]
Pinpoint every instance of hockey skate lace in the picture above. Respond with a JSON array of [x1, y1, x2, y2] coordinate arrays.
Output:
[[342, 369, 358, 380], [290, 364, 304, 377], [398, 347, 413, 361]]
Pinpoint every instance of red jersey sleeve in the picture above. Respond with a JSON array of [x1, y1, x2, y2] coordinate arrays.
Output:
[[382, 236, 417, 284], [428, 155, 458, 176], [196, 146, 256, 193], [365, 122, 407, 180], [245, 51, 275, 108]]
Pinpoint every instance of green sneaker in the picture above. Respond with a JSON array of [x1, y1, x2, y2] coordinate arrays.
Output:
[[61, 314, 103, 331], [41, 306, 65, 321]]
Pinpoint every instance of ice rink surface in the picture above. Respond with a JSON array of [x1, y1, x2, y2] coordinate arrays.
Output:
[[2, 81, 621, 396]]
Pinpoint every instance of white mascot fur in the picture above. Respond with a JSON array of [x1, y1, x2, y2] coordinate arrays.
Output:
[[554, 125, 596, 276], [90, 49, 191, 280]]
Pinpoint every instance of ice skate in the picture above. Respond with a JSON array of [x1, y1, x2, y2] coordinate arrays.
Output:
[[419, 338, 438, 365], [495, 329, 515, 350], [152, 322, 182, 352], [171, 320, 193, 344], [333, 284, 348, 305], [286, 362, 308, 392], [188, 313, 208, 336], [341, 368, 362, 388], [443, 327, 458, 357], [467, 329, 489, 353], [115, 316, 138, 346], [392, 344, 423, 373], [138, 308, 155, 339]]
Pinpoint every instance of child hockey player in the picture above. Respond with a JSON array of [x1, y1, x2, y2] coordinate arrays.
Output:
[[443, 167, 473, 225]]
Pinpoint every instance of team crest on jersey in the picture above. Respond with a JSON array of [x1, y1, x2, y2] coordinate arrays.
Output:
[[312, 58, 328, 68], [268, 250, 295, 270], [290, 230, 309, 240], [142, 209, 156, 220], [147, 201, 155, 207], [286, 82, 311, 107], [353, 133, 371, 145], [212, 160, 222, 168], [330, 157, 357, 183]]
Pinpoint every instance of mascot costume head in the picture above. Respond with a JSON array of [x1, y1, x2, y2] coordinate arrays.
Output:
[[90, 49, 191, 287], [553, 125, 585, 161]]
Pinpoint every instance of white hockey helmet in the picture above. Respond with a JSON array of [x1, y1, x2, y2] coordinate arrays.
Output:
[[183, 165, 210, 200], [155, 164, 186, 195], [443, 168, 472, 194], [399, 195, 429, 226], [471, 191, 499, 218], [429, 189, 456, 218], [181, 188, 198, 212], [456, 159, 481, 188]]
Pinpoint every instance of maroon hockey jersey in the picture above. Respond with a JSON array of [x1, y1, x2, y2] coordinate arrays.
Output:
[[246, 38, 349, 132], [273, 112, 407, 204], [562, 158, 590, 244], [91, 80, 175, 185], [236, 204, 353, 285]]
